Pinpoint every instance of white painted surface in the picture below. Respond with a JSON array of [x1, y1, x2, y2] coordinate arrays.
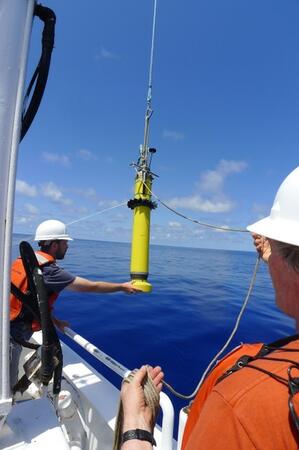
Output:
[[0, 0, 35, 407], [0, 397, 69, 449], [1, 332, 178, 449]]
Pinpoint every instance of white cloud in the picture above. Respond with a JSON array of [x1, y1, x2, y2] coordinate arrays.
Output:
[[167, 159, 247, 214], [41, 182, 72, 205], [199, 159, 247, 193], [168, 195, 234, 213], [83, 188, 97, 199], [95, 46, 118, 60], [252, 202, 269, 214], [16, 180, 37, 197], [73, 187, 97, 200], [169, 221, 182, 228], [42, 152, 71, 167], [97, 199, 123, 209], [151, 222, 206, 244], [15, 216, 33, 224], [24, 203, 39, 215], [77, 149, 98, 161], [192, 228, 205, 236], [163, 130, 184, 141]]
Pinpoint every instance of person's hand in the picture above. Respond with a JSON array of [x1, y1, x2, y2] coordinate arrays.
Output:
[[121, 281, 142, 294], [121, 365, 164, 433], [252, 233, 271, 263], [52, 316, 70, 332]]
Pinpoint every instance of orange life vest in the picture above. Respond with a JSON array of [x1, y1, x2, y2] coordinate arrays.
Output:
[[10, 251, 58, 331], [182, 342, 264, 449]]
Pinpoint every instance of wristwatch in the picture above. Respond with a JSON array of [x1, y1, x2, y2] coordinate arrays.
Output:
[[122, 429, 156, 446]]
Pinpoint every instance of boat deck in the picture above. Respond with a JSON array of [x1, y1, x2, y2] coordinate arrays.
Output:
[[0, 397, 69, 449]]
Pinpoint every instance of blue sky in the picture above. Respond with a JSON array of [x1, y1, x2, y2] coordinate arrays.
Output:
[[14, 0, 299, 251]]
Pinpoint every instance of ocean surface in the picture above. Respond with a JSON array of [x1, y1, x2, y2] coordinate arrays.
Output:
[[12, 235, 295, 432]]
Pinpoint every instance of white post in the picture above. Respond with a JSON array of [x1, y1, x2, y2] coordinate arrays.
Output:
[[177, 407, 188, 450], [158, 392, 175, 450], [0, 0, 35, 425]]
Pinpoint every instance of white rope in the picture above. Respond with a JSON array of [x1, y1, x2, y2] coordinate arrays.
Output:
[[163, 255, 261, 399], [66, 201, 127, 226], [13, 203, 128, 243]]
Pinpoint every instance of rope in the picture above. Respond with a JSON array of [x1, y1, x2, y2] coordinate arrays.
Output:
[[162, 255, 261, 399], [66, 201, 127, 226], [145, 182, 248, 233], [11, 202, 128, 245], [113, 368, 160, 450]]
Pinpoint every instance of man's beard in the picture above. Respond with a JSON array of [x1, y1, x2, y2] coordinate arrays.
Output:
[[55, 249, 66, 260]]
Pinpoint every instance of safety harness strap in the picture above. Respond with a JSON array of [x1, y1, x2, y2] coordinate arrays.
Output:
[[11, 241, 63, 394], [10, 282, 41, 324], [217, 334, 299, 384], [215, 334, 299, 436]]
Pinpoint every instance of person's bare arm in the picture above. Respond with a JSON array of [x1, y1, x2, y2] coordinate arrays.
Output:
[[66, 276, 140, 294], [121, 366, 164, 449]]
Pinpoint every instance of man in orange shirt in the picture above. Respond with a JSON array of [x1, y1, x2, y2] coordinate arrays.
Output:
[[118, 167, 299, 450]]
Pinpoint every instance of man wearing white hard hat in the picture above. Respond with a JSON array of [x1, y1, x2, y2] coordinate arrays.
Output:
[[117, 167, 299, 450], [33, 219, 139, 292], [247, 167, 299, 333], [10, 219, 139, 390]]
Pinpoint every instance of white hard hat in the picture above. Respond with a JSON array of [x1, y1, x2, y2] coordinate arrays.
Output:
[[34, 219, 73, 241], [247, 167, 299, 246]]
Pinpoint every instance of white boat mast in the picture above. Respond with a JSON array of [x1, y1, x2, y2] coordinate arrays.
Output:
[[0, 0, 35, 427]]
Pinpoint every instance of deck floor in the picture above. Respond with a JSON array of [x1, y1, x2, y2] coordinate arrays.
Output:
[[0, 397, 69, 449]]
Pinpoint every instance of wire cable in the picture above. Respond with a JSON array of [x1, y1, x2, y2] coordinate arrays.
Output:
[[146, 183, 248, 233], [140, 0, 158, 166], [147, 0, 158, 110]]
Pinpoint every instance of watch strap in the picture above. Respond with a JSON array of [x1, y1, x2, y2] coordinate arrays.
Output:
[[122, 429, 156, 446]]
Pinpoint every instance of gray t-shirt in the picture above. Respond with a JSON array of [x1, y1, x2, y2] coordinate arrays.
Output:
[[42, 262, 75, 294]]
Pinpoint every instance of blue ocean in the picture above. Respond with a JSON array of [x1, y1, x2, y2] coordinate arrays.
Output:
[[12, 236, 295, 431]]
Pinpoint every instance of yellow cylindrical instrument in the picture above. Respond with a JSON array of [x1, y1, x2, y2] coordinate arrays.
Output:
[[129, 174, 155, 292]]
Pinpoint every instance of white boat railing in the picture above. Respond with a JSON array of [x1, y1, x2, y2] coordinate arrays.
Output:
[[64, 327, 131, 378], [64, 327, 175, 450]]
